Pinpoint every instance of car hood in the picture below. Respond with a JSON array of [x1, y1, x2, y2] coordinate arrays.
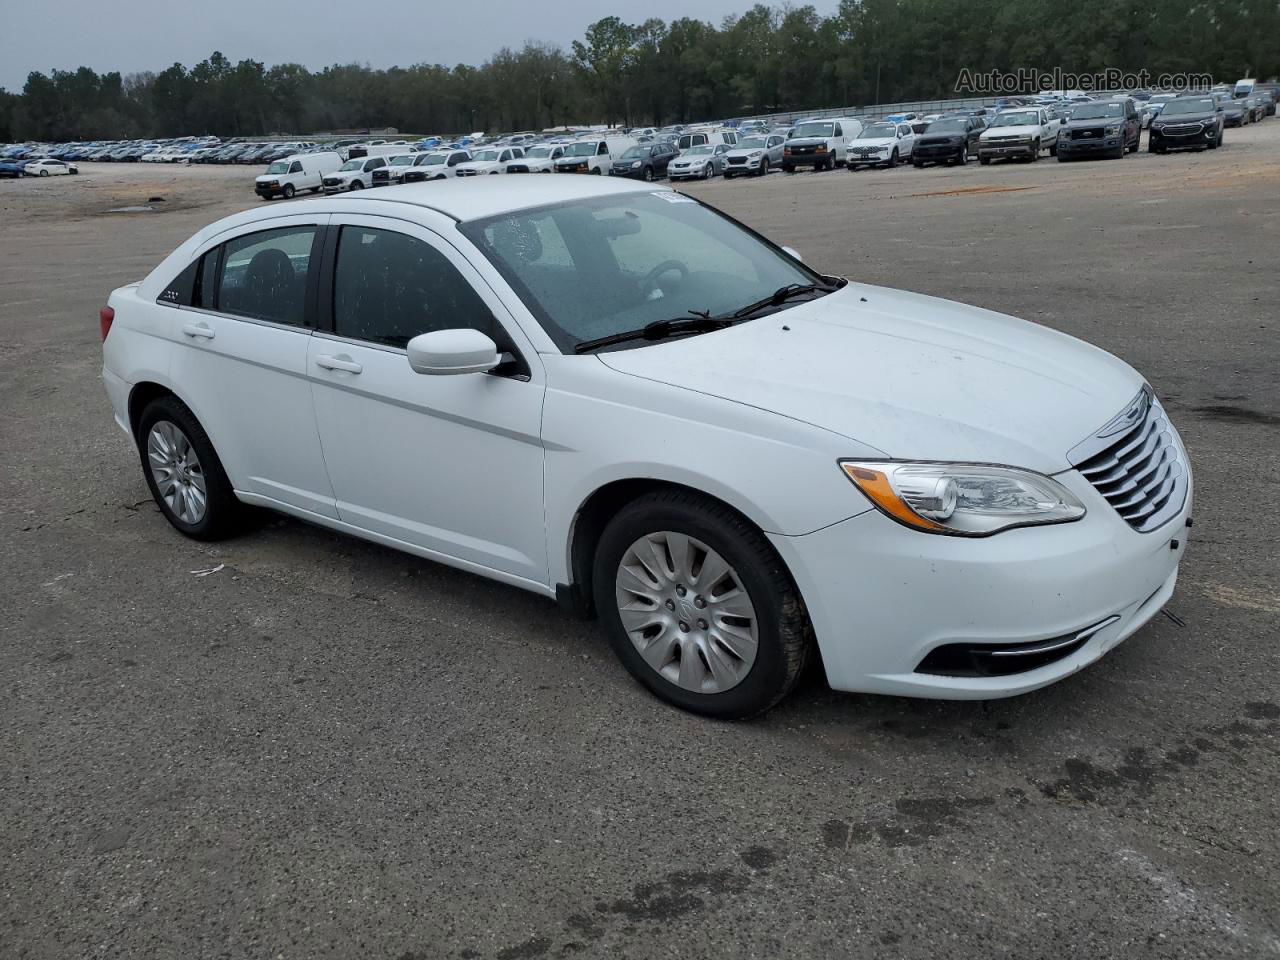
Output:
[[458, 161, 500, 170], [1153, 112, 1217, 124], [595, 283, 1142, 472], [1065, 117, 1123, 127], [671, 156, 708, 165]]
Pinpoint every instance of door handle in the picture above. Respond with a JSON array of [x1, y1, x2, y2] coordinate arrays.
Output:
[[182, 321, 215, 340], [315, 354, 362, 374]]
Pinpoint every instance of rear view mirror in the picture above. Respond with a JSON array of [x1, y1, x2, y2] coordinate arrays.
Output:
[[407, 329, 499, 376], [781, 246, 804, 263]]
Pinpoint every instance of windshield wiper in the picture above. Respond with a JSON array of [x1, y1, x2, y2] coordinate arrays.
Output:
[[574, 314, 733, 354], [572, 279, 843, 355], [715, 279, 842, 323]]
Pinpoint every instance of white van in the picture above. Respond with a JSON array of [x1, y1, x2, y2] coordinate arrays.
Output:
[[254, 151, 343, 200], [782, 117, 864, 171], [553, 136, 638, 175], [676, 129, 738, 152]]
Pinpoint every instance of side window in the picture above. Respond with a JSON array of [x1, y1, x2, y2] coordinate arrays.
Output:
[[369, 157, 386, 170], [834, 124, 843, 137], [597, 142, 608, 155], [289, 161, 303, 174], [332, 226, 498, 349], [158, 258, 199, 306], [216, 226, 317, 326]]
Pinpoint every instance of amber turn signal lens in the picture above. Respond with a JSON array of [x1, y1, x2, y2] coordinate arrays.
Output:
[[840, 463, 946, 532]]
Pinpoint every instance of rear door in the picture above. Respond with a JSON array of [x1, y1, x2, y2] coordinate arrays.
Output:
[[166, 214, 338, 517], [306, 214, 548, 586]]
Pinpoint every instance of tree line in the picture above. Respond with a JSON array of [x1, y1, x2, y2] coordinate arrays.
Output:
[[2, 0, 1276, 142]]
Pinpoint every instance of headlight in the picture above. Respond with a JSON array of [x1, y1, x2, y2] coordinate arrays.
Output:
[[748, 151, 763, 159], [1105, 124, 1122, 135], [839, 461, 1086, 536]]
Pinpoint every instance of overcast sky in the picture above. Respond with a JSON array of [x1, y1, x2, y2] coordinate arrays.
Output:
[[1, 0, 838, 92]]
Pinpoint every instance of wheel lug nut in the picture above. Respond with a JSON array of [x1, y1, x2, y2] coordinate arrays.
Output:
[[676, 586, 686, 597], [679, 622, 689, 632], [665, 600, 675, 610], [694, 597, 706, 608], [697, 619, 707, 630]]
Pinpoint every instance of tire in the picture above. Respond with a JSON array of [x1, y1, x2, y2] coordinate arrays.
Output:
[[592, 489, 812, 719], [1049, 141, 1057, 156], [39, 169, 49, 176], [957, 147, 967, 165], [137, 395, 246, 541], [913, 159, 924, 168], [282, 183, 295, 199], [349, 179, 363, 190], [979, 156, 991, 165], [758, 158, 768, 176], [310, 186, 321, 193], [889, 148, 899, 167], [1057, 151, 1068, 162], [591, 167, 601, 175], [1030, 140, 1040, 161], [782, 164, 795, 174], [643, 166, 654, 182]]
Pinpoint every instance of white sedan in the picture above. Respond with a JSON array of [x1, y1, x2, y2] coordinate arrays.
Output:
[[25, 159, 78, 176], [846, 121, 917, 168], [100, 177, 1191, 718]]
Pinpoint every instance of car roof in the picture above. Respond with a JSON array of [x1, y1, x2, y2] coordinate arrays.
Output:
[[262, 175, 661, 225]]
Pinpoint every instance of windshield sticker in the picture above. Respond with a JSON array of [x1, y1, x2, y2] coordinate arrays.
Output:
[[652, 192, 695, 203]]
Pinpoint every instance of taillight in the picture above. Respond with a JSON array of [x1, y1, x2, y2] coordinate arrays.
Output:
[[99, 306, 115, 341]]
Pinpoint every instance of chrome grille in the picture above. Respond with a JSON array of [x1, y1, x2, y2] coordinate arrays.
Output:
[[1069, 388, 1188, 532], [1163, 123, 1202, 136]]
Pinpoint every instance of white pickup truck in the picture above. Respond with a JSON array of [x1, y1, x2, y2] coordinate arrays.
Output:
[[978, 108, 1061, 163]]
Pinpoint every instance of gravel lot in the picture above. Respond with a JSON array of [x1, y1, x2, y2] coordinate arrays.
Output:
[[2, 123, 1278, 960]]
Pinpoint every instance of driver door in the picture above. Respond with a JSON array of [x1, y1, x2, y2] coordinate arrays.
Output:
[[306, 213, 549, 588]]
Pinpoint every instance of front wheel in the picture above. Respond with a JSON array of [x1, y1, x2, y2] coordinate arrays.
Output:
[[889, 148, 899, 167], [349, 180, 364, 190], [957, 147, 968, 165], [593, 490, 812, 719], [758, 158, 768, 176], [137, 395, 246, 541], [643, 166, 654, 182], [282, 183, 295, 199], [1030, 140, 1040, 161]]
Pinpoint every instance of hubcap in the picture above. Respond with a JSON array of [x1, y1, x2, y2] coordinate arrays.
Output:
[[615, 531, 759, 694], [147, 421, 207, 524]]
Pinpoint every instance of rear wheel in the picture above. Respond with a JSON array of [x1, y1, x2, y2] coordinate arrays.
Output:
[[593, 490, 812, 719], [137, 395, 246, 541], [39, 169, 49, 176]]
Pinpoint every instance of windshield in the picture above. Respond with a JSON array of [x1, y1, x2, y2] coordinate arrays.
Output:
[[993, 112, 1040, 126], [1072, 102, 1125, 119], [621, 146, 646, 159], [420, 153, 447, 164], [793, 121, 834, 138], [264, 161, 289, 174], [1161, 98, 1216, 116], [738, 137, 768, 149], [566, 142, 597, 156], [390, 156, 416, 166], [473, 150, 500, 161], [459, 193, 821, 353], [339, 159, 363, 171], [860, 123, 897, 138], [685, 145, 713, 156], [526, 147, 555, 158], [926, 119, 968, 133]]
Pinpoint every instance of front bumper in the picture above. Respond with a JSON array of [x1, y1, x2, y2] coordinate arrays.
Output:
[[769, 467, 1193, 699], [608, 165, 647, 178], [1150, 125, 1218, 148], [1058, 135, 1122, 155], [912, 144, 964, 161], [782, 151, 830, 167], [979, 140, 1037, 158]]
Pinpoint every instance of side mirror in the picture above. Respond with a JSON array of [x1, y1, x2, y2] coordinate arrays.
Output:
[[781, 246, 804, 263], [406, 329, 499, 376]]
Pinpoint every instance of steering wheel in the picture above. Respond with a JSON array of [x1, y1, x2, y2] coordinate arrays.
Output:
[[640, 259, 689, 298]]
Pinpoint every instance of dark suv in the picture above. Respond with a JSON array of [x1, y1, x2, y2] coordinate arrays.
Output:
[[912, 116, 985, 167], [1148, 96, 1224, 153], [608, 141, 679, 181], [1057, 98, 1141, 160]]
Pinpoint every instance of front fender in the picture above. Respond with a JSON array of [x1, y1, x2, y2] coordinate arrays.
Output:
[[540, 356, 877, 587]]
